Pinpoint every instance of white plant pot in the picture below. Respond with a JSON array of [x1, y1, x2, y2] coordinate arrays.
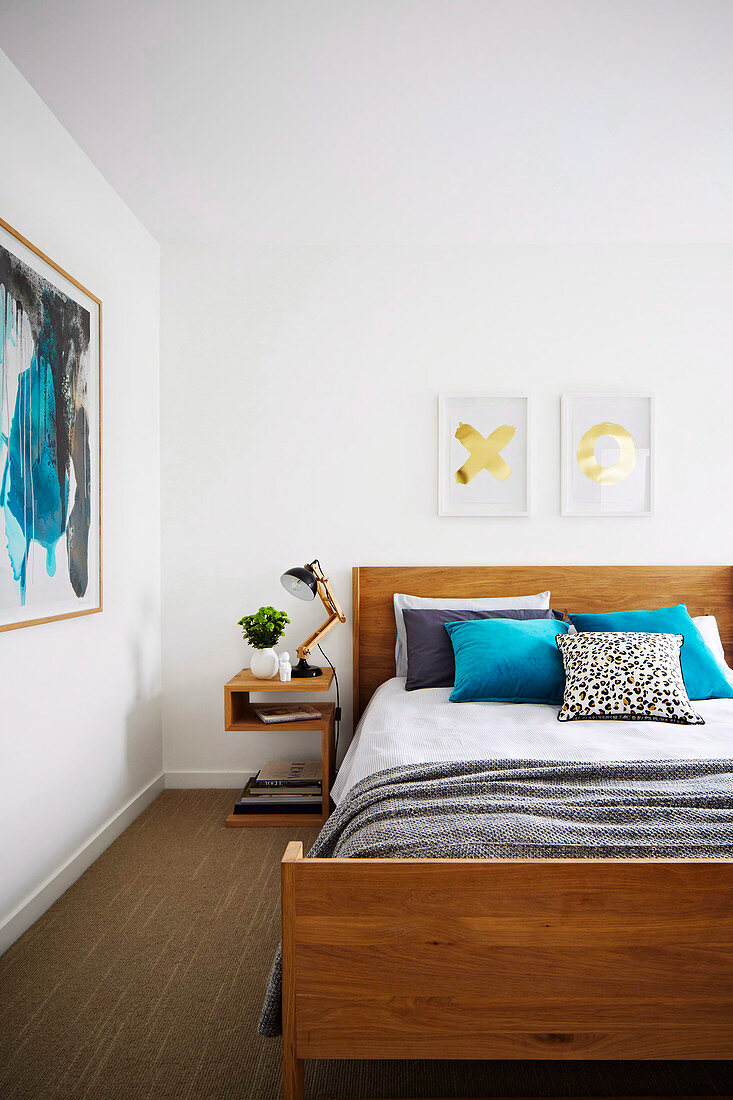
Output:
[[250, 647, 279, 679]]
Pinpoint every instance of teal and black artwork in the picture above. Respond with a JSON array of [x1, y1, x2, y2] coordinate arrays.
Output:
[[0, 221, 101, 630]]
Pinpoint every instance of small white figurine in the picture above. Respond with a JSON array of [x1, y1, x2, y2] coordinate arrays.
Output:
[[278, 651, 292, 682]]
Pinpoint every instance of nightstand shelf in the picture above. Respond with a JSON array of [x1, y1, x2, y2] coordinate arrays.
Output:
[[223, 667, 335, 828], [226, 811, 325, 828], [226, 702, 334, 733]]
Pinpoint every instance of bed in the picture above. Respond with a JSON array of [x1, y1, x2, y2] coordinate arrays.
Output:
[[276, 566, 733, 1100], [333, 678, 733, 804]]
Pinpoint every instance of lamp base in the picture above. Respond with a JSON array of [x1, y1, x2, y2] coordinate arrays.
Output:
[[291, 657, 323, 678]]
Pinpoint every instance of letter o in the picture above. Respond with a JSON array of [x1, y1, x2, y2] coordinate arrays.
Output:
[[576, 422, 636, 485]]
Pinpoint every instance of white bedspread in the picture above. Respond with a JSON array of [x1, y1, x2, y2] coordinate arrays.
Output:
[[332, 677, 733, 804]]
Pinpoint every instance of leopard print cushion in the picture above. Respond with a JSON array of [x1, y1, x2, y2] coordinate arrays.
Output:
[[555, 631, 704, 725]]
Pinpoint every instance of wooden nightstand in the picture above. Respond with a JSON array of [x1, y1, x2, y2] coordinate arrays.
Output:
[[224, 667, 335, 828]]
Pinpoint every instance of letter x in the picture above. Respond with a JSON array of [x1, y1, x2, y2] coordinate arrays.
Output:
[[454, 422, 515, 484]]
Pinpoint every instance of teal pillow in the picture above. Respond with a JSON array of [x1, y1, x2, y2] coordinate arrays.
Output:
[[569, 604, 733, 701], [446, 618, 570, 704]]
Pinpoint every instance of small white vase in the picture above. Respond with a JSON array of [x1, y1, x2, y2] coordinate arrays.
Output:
[[250, 647, 279, 679]]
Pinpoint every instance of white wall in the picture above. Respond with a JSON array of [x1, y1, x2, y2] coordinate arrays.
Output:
[[161, 242, 733, 781], [0, 52, 162, 946]]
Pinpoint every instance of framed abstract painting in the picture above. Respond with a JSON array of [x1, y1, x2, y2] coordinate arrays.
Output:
[[438, 393, 530, 516], [561, 392, 654, 517], [0, 217, 101, 631]]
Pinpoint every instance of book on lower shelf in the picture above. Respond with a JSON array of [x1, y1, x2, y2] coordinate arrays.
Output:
[[251, 704, 322, 724], [247, 782, 321, 796], [254, 761, 322, 787], [232, 775, 322, 815]]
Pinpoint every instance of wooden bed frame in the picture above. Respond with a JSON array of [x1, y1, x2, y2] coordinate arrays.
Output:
[[281, 567, 733, 1099]]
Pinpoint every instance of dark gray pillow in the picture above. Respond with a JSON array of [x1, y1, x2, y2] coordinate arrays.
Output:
[[403, 607, 563, 691]]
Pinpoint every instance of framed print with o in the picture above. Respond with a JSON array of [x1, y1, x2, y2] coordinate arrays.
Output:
[[438, 393, 530, 516], [0, 218, 102, 631], [561, 393, 653, 517]]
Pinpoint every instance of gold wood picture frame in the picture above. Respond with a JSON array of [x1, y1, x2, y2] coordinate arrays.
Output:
[[0, 216, 102, 631]]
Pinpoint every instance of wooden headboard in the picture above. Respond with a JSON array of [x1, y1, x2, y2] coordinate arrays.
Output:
[[352, 565, 733, 721]]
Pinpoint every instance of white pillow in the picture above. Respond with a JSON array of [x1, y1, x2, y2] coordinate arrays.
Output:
[[393, 590, 551, 676], [693, 615, 733, 682]]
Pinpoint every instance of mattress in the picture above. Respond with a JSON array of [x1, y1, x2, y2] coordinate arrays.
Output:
[[332, 676, 733, 804]]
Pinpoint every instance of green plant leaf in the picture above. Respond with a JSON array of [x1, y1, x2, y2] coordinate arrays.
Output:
[[237, 605, 290, 648]]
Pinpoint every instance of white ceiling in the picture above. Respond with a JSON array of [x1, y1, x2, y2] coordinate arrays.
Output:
[[1, 0, 732, 245]]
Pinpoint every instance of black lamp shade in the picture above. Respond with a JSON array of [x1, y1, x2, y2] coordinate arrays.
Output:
[[280, 565, 318, 601]]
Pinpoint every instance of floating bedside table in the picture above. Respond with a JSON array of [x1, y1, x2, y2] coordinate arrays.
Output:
[[224, 667, 335, 828]]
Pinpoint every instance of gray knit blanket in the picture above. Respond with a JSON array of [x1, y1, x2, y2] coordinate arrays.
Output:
[[258, 757, 733, 1036]]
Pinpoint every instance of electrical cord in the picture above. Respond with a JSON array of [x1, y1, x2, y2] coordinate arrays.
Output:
[[317, 642, 341, 757]]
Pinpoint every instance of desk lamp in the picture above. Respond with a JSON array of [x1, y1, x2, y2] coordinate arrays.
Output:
[[280, 559, 346, 677]]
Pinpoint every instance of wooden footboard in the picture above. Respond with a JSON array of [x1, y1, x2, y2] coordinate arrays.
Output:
[[281, 842, 733, 1099]]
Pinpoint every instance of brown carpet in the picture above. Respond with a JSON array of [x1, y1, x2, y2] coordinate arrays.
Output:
[[0, 790, 730, 1099]]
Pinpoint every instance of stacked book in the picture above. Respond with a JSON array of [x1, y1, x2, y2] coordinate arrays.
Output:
[[251, 704, 322, 724], [232, 760, 322, 815]]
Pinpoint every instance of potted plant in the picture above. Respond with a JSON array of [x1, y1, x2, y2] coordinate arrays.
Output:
[[238, 606, 290, 679]]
